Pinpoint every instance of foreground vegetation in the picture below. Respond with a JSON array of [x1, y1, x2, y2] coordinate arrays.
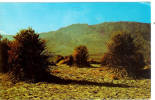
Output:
[[0, 65, 151, 99]]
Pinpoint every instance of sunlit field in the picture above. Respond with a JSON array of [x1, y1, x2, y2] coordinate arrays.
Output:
[[0, 65, 150, 99]]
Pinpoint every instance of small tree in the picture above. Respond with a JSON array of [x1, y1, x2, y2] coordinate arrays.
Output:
[[101, 31, 145, 77], [72, 45, 89, 67], [8, 28, 51, 82], [0, 35, 10, 73]]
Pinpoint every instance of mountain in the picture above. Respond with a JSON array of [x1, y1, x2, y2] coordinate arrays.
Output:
[[39, 22, 151, 61]]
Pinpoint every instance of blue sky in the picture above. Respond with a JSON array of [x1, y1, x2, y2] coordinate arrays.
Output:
[[0, 2, 151, 35]]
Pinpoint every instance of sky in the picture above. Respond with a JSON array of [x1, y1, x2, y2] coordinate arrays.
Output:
[[0, 2, 151, 35]]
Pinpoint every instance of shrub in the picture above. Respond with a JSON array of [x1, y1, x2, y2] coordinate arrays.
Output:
[[101, 31, 145, 77], [101, 53, 121, 67], [8, 28, 51, 82], [134, 33, 151, 65], [0, 36, 10, 73], [72, 45, 89, 67], [66, 55, 74, 66]]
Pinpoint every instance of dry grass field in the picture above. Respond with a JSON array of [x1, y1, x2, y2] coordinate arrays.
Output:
[[0, 65, 151, 100]]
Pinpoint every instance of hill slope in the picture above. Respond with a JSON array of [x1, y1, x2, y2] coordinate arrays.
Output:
[[40, 22, 150, 61]]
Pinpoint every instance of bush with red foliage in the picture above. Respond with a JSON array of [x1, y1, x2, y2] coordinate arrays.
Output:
[[8, 28, 51, 82], [72, 45, 89, 67]]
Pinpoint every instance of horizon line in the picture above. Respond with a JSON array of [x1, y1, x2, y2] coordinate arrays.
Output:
[[0, 21, 151, 36]]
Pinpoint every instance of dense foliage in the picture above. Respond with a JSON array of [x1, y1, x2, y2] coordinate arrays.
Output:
[[73, 45, 89, 67], [101, 31, 145, 77], [0, 35, 10, 73], [8, 28, 51, 82]]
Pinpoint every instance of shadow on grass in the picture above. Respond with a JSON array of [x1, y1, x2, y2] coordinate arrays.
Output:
[[43, 75, 132, 88]]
